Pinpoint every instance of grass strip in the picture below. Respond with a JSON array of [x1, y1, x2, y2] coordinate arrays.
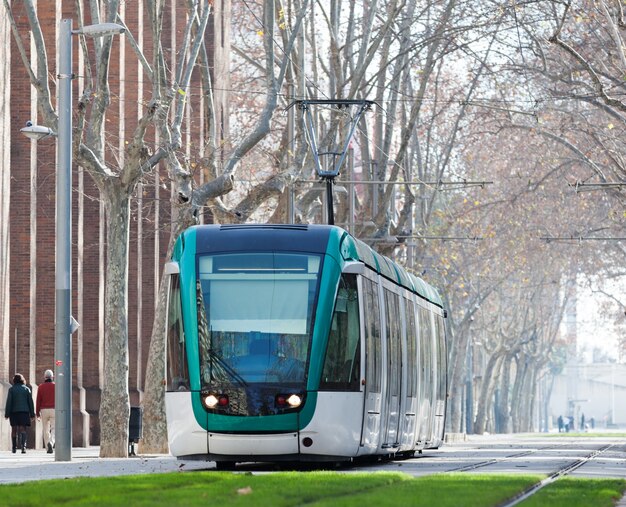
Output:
[[0, 471, 540, 507], [518, 477, 626, 507], [308, 473, 542, 507]]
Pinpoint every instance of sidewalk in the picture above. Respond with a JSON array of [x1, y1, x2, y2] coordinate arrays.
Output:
[[0, 447, 214, 484]]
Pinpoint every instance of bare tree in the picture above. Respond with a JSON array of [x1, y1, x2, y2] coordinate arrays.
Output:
[[140, 0, 310, 451], [3, 0, 228, 457]]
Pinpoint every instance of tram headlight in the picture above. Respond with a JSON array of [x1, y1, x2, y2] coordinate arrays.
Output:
[[276, 393, 303, 409], [202, 393, 229, 409], [286, 394, 302, 407], [204, 394, 219, 409]]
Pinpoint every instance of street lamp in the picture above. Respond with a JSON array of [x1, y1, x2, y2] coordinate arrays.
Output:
[[20, 122, 55, 140], [21, 18, 124, 462]]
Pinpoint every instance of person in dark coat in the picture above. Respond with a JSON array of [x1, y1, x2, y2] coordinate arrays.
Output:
[[4, 373, 35, 453]]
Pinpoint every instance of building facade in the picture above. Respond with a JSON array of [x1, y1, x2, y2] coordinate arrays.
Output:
[[0, 0, 230, 450], [549, 362, 626, 431]]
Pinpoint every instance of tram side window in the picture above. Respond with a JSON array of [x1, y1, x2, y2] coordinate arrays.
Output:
[[435, 315, 447, 402], [363, 278, 381, 393], [405, 299, 417, 398], [166, 274, 189, 391], [384, 289, 402, 397], [321, 274, 360, 391], [419, 306, 433, 396]]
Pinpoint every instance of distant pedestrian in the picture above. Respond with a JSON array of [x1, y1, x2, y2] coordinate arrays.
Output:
[[36, 369, 55, 453], [590, 417, 595, 429], [4, 373, 35, 453], [580, 413, 585, 432], [557, 415, 564, 433]]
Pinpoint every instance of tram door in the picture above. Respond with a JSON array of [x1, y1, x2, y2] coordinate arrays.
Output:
[[360, 276, 382, 449], [433, 314, 447, 443], [400, 296, 418, 449], [380, 283, 402, 448], [417, 305, 434, 444]]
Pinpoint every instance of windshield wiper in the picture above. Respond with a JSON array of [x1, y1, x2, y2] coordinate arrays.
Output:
[[208, 348, 248, 387]]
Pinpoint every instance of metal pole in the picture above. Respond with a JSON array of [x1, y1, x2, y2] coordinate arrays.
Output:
[[465, 336, 473, 434], [287, 84, 295, 224], [348, 148, 354, 234], [325, 178, 334, 225], [55, 18, 73, 462]]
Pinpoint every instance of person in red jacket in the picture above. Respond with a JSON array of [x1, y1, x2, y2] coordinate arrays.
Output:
[[36, 369, 55, 453]]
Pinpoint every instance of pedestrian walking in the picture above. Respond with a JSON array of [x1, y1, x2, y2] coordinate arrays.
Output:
[[4, 373, 35, 453], [36, 369, 55, 453], [580, 413, 586, 432]]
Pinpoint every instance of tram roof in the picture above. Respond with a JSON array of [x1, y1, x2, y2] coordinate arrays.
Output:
[[182, 223, 443, 308], [335, 228, 444, 308]]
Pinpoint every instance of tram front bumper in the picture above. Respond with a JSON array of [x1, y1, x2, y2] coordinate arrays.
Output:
[[208, 431, 300, 456]]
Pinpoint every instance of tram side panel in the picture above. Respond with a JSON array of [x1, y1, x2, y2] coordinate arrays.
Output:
[[417, 304, 434, 447], [422, 306, 446, 449], [399, 294, 419, 451], [380, 281, 403, 450], [300, 272, 363, 458], [422, 310, 446, 449], [166, 392, 208, 457], [432, 314, 447, 446], [165, 268, 209, 457], [358, 274, 383, 454]]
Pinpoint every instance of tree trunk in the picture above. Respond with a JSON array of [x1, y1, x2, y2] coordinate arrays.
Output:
[[473, 352, 503, 434], [496, 355, 512, 433], [510, 356, 526, 433], [138, 268, 170, 454], [140, 215, 194, 453], [99, 185, 132, 458], [523, 366, 538, 432], [446, 325, 469, 432]]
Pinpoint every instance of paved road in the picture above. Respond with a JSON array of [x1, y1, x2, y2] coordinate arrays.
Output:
[[379, 434, 626, 478], [1, 433, 625, 486]]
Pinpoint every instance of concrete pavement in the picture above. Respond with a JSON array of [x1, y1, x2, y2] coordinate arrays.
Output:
[[0, 447, 213, 484]]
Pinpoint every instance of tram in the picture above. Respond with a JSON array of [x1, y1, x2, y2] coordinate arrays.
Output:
[[164, 224, 447, 466]]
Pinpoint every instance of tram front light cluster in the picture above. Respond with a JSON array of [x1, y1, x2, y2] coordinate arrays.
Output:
[[203, 393, 229, 409], [276, 393, 302, 408]]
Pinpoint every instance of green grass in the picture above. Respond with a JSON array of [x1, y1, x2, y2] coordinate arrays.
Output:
[[309, 474, 542, 507], [519, 477, 626, 507], [0, 471, 623, 507], [0, 472, 540, 507]]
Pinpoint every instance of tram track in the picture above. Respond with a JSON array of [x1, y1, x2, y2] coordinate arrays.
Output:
[[494, 443, 614, 507], [445, 442, 568, 473], [440, 441, 615, 505]]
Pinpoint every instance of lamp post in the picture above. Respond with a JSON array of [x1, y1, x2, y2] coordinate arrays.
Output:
[[22, 18, 124, 462]]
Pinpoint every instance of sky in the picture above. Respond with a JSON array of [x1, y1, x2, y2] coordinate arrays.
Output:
[[576, 277, 625, 363]]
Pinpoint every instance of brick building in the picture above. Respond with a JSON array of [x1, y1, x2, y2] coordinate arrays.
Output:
[[0, 1, 230, 450]]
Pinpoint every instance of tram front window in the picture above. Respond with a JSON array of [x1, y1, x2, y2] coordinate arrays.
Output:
[[197, 253, 321, 390]]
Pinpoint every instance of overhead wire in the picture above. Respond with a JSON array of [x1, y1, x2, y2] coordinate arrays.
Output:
[[76, 2, 624, 226]]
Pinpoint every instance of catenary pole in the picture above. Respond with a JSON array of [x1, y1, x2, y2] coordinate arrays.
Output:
[[55, 17, 73, 462]]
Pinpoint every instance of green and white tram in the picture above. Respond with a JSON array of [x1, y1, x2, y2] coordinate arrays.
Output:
[[165, 224, 447, 465]]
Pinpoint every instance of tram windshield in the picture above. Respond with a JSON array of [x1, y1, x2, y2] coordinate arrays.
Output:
[[196, 252, 321, 388]]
